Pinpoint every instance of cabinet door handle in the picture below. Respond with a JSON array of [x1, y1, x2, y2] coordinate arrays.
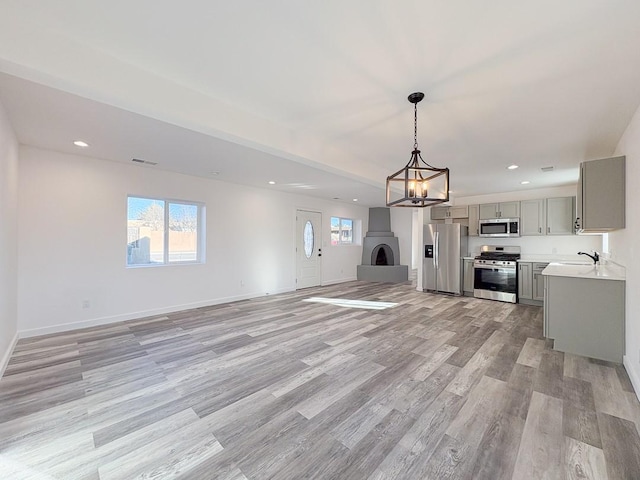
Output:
[[539, 227, 541, 233], [547, 227, 550, 233]]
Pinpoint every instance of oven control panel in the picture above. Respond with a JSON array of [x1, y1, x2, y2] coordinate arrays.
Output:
[[474, 259, 517, 267]]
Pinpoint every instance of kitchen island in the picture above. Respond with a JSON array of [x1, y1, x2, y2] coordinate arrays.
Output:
[[542, 262, 625, 362]]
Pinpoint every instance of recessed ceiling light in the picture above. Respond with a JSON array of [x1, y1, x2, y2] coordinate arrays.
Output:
[[210, 171, 220, 176], [521, 180, 530, 185], [507, 164, 518, 170], [352, 198, 358, 202], [73, 140, 89, 147], [268, 181, 276, 185]]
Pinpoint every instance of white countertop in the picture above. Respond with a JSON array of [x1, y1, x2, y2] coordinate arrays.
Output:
[[541, 262, 626, 281]]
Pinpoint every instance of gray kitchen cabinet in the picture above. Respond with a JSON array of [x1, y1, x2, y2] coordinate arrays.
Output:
[[519, 261, 546, 305], [479, 203, 498, 219], [479, 201, 520, 219], [576, 156, 625, 233], [544, 275, 625, 363], [546, 197, 575, 235], [463, 258, 474, 295], [518, 262, 532, 300], [449, 205, 469, 219], [430, 206, 448, 220], [468, 204, 479, 236], [520, 199, 546, 235], [519, 197, 575, 236], [431, 205, 468, 220], [532, 262, 548, 301]]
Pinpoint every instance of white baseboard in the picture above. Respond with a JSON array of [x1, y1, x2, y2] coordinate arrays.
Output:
[[623, 355, 640, 402], [19, 287, 295, 338], [0, 331, 19, 378]]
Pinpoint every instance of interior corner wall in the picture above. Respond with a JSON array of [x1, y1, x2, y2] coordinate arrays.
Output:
[[389, 207, 413, 271], [611, 101, 640, 396], [0, 100, 19, 373], [17, 146, 369, 336]]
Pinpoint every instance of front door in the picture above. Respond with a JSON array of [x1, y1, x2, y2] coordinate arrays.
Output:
[[296, 210, 322, 289]]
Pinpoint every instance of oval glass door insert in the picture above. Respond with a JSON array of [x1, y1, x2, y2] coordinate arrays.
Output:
[[303, 221, 314, 258]]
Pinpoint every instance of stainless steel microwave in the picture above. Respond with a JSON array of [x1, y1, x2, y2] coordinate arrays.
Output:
[[479, 218, 520, 237]]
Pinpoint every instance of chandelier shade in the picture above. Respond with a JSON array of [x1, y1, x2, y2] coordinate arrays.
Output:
[[386, 92, 450, 207]]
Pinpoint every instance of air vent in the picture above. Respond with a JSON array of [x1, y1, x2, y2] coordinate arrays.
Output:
[[541, 166, 554, 172], [132, 158, 157, 166]]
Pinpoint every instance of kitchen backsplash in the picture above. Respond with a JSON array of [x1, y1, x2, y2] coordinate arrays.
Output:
[[467, 234, 601, 256]]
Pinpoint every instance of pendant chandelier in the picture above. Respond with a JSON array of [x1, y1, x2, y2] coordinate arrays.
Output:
[[386, 92, 449, 207]]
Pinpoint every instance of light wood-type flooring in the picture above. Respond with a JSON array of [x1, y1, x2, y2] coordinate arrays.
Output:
[[2, 281, 640, 479]]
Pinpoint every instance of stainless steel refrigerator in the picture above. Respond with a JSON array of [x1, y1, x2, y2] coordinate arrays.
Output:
[[423, 223, 468, 295]]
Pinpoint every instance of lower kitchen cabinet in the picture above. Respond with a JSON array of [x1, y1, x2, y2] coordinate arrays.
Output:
[[532, 262, 548, 301], [518, 261, 547, 306], [517, 262, 532, 301], [544, 275, 625, 363], [463, 258, 474, 296]]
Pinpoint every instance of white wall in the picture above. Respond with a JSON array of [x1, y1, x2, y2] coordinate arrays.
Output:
[[17, 146, 368, 336], [389, 207, 413, 271], [0, 100, 19, 374], [611, 102, 640, 394]]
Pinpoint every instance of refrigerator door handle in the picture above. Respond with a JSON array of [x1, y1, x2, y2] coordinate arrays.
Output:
[[434, 232, 439, 269]]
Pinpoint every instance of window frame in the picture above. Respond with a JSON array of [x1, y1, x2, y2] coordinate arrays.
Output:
[[126, 195, 205, 267], [330, 216, 356, 246]]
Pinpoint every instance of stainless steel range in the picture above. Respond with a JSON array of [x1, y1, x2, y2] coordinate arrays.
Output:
[[473, 245, 521, 303]]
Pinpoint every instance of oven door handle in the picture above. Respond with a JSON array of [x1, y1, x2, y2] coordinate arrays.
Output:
[[474, 264, 516, 272]]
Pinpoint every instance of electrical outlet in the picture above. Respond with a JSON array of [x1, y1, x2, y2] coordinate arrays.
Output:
[[240, 280, 245, 287], [82, 300, 90, 309]]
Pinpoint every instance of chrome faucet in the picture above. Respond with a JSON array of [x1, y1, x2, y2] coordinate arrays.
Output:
[[578, 251, 600, 265]]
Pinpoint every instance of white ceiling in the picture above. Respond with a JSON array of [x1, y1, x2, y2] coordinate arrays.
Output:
[[1, 0, 640, 206]]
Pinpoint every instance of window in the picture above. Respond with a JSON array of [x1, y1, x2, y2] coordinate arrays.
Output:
[[331, 216, 354, 245], [127, 196, 204, 266]]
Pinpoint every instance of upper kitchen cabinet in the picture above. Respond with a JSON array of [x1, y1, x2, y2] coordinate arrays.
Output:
[[576, 156, 625, 233], [430, 205, 468, 220], [520, 199, 546, 235], [468, 205, 479, 236], [479, 201, 520, 219], [520, 197, 575, 236], [546, 197, 575, 235]]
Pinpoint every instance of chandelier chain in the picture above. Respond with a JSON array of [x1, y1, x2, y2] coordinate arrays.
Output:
[[413, 102, 418, 150]]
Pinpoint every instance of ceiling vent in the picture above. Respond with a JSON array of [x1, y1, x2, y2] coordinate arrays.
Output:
[[132, 158, 157, 166], [541, 166, 554, 172]]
